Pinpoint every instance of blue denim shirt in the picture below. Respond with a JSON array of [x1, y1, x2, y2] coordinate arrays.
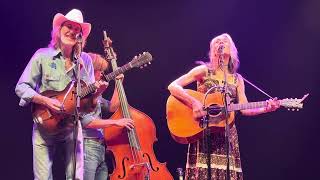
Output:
[[81, 96, 111, 138], [15, 47, 95, 107], [15, 46, 96, 130]]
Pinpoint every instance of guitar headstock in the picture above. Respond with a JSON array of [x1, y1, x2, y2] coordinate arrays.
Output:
[[129, 52, 153, 69], [280, 93, 309, 111]]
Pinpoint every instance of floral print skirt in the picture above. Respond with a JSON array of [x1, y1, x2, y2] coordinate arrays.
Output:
[[185, 125, 243, 180]]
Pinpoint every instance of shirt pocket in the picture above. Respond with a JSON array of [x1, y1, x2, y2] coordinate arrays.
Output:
[[43, 73, 61, 90]]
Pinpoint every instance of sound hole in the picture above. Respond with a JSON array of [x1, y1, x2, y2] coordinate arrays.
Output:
[[207, 104, 222, 116]]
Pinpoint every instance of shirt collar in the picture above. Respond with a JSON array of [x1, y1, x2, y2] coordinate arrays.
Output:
[[51, 48, 62, 60]]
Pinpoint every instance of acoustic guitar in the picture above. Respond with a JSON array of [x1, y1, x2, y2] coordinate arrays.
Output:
[[32, 52, 152, 134], [166, 89, 308, 144]]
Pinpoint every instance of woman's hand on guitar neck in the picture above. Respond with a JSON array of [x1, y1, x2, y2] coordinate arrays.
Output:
[[191, 100, 207, 119], [265, 98, 280, 113]]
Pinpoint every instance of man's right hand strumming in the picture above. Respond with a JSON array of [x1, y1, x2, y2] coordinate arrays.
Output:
[[33, 95, 62, 113]]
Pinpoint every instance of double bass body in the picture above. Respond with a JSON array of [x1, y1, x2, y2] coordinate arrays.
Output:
[[105, 107, 173, 180], [102, 32, 173, 180]]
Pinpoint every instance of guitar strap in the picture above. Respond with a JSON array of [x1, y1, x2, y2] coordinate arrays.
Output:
[[240, 74, 273, 99]]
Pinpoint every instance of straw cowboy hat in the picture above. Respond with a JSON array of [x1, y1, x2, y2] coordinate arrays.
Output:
[[52, 9, 91, 39]]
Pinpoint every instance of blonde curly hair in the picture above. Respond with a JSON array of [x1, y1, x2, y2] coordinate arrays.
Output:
[[88, 52, 109, 72]]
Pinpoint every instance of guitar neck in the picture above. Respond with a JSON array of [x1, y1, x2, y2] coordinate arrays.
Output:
[[228, 101, 268, 111], [80, 62, 133, 98], [103, 62, 132, 82], [80, 83, 97, 98]]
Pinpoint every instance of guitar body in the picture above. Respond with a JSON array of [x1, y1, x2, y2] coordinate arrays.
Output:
[[166, 89, 235, 144], [167, 89, 307, 144], [31, 51, 154, 134], [32, 82, 96, 134]]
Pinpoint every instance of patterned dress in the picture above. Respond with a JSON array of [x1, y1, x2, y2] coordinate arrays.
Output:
[[185, 69, 243, 180]]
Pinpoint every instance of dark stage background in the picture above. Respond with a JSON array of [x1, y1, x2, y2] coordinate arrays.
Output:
[[1, 0, 320, 179]]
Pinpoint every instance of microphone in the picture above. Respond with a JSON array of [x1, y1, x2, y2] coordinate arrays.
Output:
[[73, 33, 83, 60], [75, 33, 83, 43], [218, 44, 224, 54], [217, 44, 225, 67]]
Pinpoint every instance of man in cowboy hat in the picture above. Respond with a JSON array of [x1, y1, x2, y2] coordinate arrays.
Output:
[[15, 9, 104, 180]]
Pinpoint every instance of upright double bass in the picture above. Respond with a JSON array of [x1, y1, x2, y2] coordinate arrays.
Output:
[[102, 32, 173, 180]]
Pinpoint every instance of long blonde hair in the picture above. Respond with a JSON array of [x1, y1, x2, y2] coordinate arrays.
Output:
[[208, 33, 240, 74]]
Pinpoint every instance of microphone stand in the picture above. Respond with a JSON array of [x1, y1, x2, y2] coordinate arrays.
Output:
[[218, 46, 231, 180], [202, 83, 220, 180], [201, 111, 211, 180], [71, 38, 82, 180], [201, 46, 231, 179]]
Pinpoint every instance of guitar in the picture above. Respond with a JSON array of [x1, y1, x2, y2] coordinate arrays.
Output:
[[32, 52, 152, 134], [166, 89, 308, 144]]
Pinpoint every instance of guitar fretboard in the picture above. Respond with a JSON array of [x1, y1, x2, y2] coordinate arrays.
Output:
[[229, 101, 267, 111], [104, 63, 132, 82], [80, 84, 97, 98], [80, 62, 132, 98]]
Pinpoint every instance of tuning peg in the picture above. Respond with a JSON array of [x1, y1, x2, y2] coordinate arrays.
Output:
[[297, 109, 299, 111], [148, 62, 151, 64], [140, 66, 143, 69], [144, 64, 148, 67]]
